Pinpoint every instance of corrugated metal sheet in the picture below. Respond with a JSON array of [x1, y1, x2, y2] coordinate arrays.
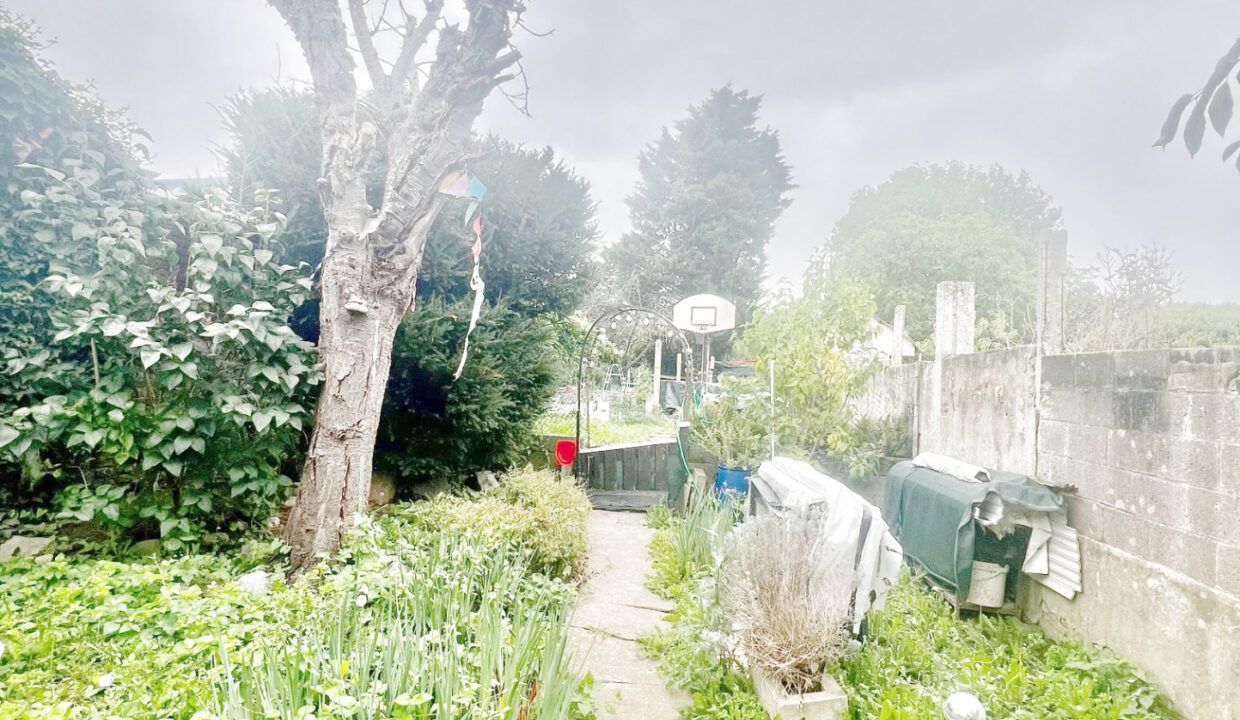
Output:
[[975, 498, 1082, 600], [1032, 510, 1082, 599]]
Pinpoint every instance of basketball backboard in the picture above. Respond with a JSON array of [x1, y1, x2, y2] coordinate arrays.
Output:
[[672, 294, 736, 334]]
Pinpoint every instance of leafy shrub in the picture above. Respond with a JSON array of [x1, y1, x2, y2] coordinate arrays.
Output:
[[719, 512, 852, 693], [391, 468, 590, 580], [689, 377, 771, 470], [646, 494, 738, 600], [0, 177, 319, 546], [735, 276, 880, 468], [0, 15, 319, 542], [640, 498, 767, 720]]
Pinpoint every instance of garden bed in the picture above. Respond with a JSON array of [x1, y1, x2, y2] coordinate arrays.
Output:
[[640, 501, 1181, 720], [0, 469, 594, 720]]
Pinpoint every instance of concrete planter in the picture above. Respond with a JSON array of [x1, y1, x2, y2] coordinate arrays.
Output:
[[752, 670, 848, 720]]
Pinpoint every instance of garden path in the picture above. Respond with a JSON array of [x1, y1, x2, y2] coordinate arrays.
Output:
[[568, 510, 687, 720]]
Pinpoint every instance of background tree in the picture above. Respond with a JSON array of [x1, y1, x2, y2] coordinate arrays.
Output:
[[819, 162, 1061, 345], [222, 88, 599, 487], [734, 273, 878, 472], [606, 86, 793, 318], [1065, 244, 1185, 350], [268, 0, 523, 573]]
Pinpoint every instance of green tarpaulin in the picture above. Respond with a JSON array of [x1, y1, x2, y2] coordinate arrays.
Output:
[[883, 461, 1064, 598]]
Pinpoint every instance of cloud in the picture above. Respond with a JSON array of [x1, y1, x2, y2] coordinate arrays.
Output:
[[12, 0, 1240, 300]]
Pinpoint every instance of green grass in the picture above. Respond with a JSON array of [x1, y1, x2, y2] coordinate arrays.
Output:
[[639, 502, 1181, 720], [0, 470, 594, 720], [532, 413, 676, 447]]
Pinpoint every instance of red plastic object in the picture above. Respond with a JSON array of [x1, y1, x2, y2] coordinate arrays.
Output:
[[554, 439, 578, 466]]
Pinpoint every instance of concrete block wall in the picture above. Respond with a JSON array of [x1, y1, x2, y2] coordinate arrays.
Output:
[[855, 345, 1240, 719], [1030, 347, 1240, 720]]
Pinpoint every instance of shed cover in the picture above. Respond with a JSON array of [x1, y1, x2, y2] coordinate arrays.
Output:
[[883, 460, 1065, 598]]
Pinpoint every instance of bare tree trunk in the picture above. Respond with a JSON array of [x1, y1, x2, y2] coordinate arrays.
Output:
[[283, 246, 407, 574], [269, 0, 520, 575]]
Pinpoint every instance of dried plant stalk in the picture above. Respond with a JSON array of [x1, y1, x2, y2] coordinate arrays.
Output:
[[719, 510, 852, 693]]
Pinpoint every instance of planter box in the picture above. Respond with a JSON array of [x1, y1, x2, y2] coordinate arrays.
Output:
[[752, 670, 848, 720]]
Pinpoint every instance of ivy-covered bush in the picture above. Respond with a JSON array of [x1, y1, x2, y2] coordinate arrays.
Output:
[[0, 14, 319, 543]]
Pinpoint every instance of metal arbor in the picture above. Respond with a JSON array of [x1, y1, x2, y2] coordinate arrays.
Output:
[[574, 304, 696, 465]]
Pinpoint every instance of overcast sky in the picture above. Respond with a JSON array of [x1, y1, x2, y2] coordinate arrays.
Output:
[[9, 0, 1240, 302]]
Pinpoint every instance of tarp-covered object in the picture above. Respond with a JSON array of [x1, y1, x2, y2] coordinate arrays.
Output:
[[752, 457, 904, 633], [883, 460, 1066, 599]]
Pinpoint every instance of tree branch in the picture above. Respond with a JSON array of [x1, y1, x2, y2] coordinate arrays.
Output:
[[388, 0, 444, 104], [348, 0, 389, 92], [268, 0, 358, 111]]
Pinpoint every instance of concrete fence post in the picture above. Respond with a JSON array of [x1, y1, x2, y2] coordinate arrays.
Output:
[[892, 304, 907, 366], [934, 281, 975, 359]]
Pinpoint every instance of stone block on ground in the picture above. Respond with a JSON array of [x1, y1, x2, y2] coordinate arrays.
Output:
[[0, 536, 52, 561]]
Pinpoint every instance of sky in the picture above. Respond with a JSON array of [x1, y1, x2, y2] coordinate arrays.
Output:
[[9, 0, 1240, 302]]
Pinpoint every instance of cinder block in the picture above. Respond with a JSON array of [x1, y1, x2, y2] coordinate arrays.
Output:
[[1218, 444, 1240, 494], [1165, 438, 1221, 490], [1151, 524, 1218, 586], [1213, 346, 1240, 393], [1074, 352, 1116, 388], [1037, 419, 1070, 457], [1168, 348, 1221, 393], [1113, 349, 1170, 390], [1180, 394, 1227, 442], [1127, 474, 1190, 529], [1041, 354, 1075, 388], [1113, 390, 1169, 434], [1189, 487, 1240, 546], [1066, 423, 1111, 463], [1042, 387, 1118, 427], [1107, 430, 1170, 477], [1217, 544, 1240, 598]]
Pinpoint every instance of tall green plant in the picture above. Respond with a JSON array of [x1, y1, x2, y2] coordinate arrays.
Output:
[[735, 276, 878, 471], [0, 167, 319, 544]]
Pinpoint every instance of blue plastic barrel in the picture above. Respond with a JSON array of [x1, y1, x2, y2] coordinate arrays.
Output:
[[715, 463, 750, 499]]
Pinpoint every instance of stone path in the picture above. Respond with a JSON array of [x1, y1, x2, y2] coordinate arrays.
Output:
[[568, 510, 687, 720]]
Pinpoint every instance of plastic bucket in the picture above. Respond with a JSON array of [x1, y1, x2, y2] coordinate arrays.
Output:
[[965, 561, 1008, 608], [715, 463, 750, 500]]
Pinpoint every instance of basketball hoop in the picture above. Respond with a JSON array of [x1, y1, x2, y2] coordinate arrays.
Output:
[[673, 294, 736, 336], [673, 294, 736, 383]]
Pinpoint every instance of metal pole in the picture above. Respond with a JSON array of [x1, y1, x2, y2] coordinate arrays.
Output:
[[652, 338, 663, 411], [769, 359, 776, 460]]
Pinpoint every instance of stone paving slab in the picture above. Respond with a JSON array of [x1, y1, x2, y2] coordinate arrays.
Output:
[[568, 510, 687, 720]]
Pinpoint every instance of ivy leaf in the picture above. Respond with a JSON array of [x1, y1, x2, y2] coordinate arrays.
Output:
[[173, 436, 194, 455], [101, 318, 126, 337], [0, 425, 19, 450], [140, 349, 161, 369], [200, 234, 223, 253], [252, 410, 274, 433], [170, 342, 193, 361], [162, 459, 183, 477]]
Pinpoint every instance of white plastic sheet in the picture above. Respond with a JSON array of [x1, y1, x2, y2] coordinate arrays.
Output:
[[751, 457, 904, 633]]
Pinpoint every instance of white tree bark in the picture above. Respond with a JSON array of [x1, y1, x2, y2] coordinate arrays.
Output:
[[268, 0, 520, 575]]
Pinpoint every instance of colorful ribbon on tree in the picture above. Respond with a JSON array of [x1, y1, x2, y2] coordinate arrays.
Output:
[[438, 170, 488, 380]]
